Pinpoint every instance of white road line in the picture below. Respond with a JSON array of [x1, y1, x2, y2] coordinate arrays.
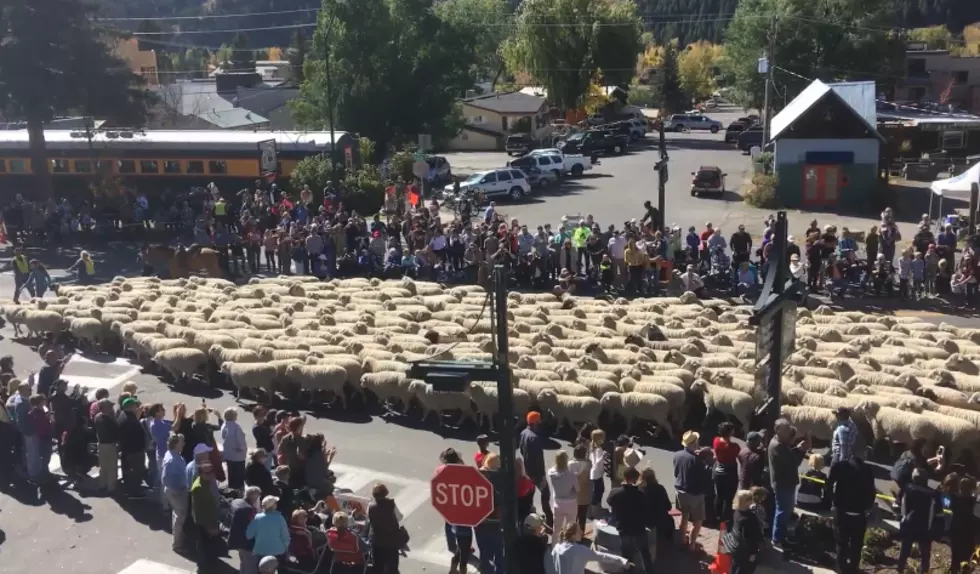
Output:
[[69, 355, 136, 368], [333, 470, 373, 495], [117, 559, 192, 574]]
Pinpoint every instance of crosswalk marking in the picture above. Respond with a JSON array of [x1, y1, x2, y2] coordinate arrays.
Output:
[[117, 559, 192, 574]]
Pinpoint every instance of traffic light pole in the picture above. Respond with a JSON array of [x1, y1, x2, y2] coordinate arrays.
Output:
[[492, 265, 519, 574], [655, 121, 669, 231]]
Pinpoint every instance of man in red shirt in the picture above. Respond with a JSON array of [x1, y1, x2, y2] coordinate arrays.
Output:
[[699, 222, 714, 261]]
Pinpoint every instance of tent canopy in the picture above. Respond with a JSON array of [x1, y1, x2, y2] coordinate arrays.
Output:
[[930, 161, 980, 200]]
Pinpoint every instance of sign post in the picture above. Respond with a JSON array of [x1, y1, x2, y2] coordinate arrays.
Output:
[[431, 464, 495, 527], [258, 139, 278, 180]]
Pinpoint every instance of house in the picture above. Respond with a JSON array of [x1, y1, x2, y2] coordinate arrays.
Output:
[[895, 44, 980, 112], [211, 60, 294, 85], [112, 38, 160, 86], [150, 77, 300, 131], [769, 80, 885, 210], [449, 91, 549, 151]]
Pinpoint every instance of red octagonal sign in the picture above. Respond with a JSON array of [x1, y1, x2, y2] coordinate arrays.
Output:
[[431, 463, 495, 527]]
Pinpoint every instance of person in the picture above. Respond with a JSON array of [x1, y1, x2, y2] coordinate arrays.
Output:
[[190, 463, 222, 573], [547, 522, 629, 574], [587, 429, 607, 518], [796, 454, 829, 509], [27, 394, 53, 480], [474, 434, 491, 468], [161, 434, 190, 553], [271, 466, 295, 520], [767, 419, 810, 547], [548, 450, 578, 534], [277, 417, 307, 490], [515, 457, 537, 525], [288, 509, 319, 568], [221, 407, 248, 491], [148, 403, 174, 508], [891, 438, 944, 503], [749, 487, 769, 538], [679, 264, 705, 296], [304, 433, 337, 499], [639, 467, 672, 548], [825, 452, 876, 574], [477, 453, 504, 574], [712, 422, 740, 526], [519, 411, 553, 527], [368, 482, 404, 574], [896, 468, 942, 573], [117, 397, 147, 495], [949, 476, 976, 574], [831, 407, 857, 466], [515, 514, 549, 574], [326, 512, 362, 564], [93, 398, 119, 493], [67, 250, 96, 284], [737, 432, 767, 490], [23, 260, 52, 299], [607, 467, 655, 574], [673, 430, 709, 551], [570, 442, 591, 531], [728, 490, 764, 574], [229, 486, 261, 574], [12, 247, 30, 303], [258, 555, 279, 574], [246, 495, 291, 566], [246, 449, 276, 496]]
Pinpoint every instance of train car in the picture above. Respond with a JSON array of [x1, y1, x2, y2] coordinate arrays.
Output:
[[0, 129, 359, 195]]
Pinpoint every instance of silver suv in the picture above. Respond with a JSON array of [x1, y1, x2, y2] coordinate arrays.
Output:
[[666, 113, 723, 133]]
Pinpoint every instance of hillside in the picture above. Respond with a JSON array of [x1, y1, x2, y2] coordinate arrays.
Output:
[[101, 0, 979, 48]]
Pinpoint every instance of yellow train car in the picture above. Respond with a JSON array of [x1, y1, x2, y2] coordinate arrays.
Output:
[[0, 129, 358, 194]]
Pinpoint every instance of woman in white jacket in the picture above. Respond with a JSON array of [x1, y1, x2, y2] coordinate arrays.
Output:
[[548, 451, 577, 533], [546, 523, 629, 574], [588, 429, 607, 517]]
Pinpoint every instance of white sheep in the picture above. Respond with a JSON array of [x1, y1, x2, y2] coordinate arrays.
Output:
[[153, 348, 208, 383], [690, 379, 754, 430], [285, 363, 354, 407], [407, 381, 475, 427], [538, 389, 602, 430], [468, 383, 533, 431], [779, 405, 838, 442]]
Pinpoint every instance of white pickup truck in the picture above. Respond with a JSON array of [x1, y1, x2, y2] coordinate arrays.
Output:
[[528, 148, 595, 177]]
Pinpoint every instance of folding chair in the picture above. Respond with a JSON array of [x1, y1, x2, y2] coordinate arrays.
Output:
[[326, 528, 370, 574]]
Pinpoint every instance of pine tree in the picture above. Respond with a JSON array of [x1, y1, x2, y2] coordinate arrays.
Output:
[[653, 41, 688, 114], [230, 32, 256, 73]]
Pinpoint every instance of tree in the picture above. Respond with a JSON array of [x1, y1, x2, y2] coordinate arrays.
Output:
[[723, 0, 905, 110], [291, 0, 479, 151], [433, 0, 510, 88], [0, 0, 151, 199], [230, 32, 256, 73], [678, 41, 722, 102], [908, 25, 954, 49], [288, 31, 309, 84], [505, 0, 642, 111], [651, 41, 687, 113]]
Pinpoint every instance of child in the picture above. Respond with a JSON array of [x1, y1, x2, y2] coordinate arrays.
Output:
[[401, 250, 417, 279], [23, 260, 51, 299], [750, 486, 769, 536], [924, 244, 940, 296], [796, 453, 829, 509], [414, 249, 430, 280], [599, 254, 614, 293], [911, 251, 926, 300], [384, 247, 402, 278], [873, 253, 893, 297], [936, 258, 951, 296], [898, 248, 912, 299]]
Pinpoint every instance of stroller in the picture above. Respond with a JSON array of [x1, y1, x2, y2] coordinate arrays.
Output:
[[701, 247, 732, 292]]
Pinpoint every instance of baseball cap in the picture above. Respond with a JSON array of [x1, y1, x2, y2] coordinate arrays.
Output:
[[193, 443, 213, 456], [526, 411, 541, 425], [258, 555, 279, 572], [746, 431, 762, 443], [121, 397, 140, 408]]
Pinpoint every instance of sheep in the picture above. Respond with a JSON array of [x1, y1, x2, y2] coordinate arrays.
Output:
[[23, 309, 66, 337], [220, 362, 278, 396], [538, 389, 602, 430], [599, 391, 671, 437], [285, 363, 354, 407], [468, 384, 533, 431], [153, 348, 208, 383], [360, 372, 414, 413], [69, 317, 104, 350], [209, 345, 261, 366], [690, 379, 754, 430], [407, 381, 475, 427], [779, 405, 838, 442], [853, 400, 939, 445]]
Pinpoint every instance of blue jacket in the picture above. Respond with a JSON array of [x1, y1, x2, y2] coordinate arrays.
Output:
[[246, 510, 290, 556], [161, 450, 188, 491]]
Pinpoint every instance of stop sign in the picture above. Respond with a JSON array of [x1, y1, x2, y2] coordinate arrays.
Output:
[[430, 464, 495, 527]]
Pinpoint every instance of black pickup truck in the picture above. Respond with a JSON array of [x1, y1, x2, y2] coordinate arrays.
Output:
[[558, 130, 628, 156]]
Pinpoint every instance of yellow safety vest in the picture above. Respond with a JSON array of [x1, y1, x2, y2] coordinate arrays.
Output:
[[13, 256, 28, 274], [83, 259, 94, 275], [214, 201, 226, 216]]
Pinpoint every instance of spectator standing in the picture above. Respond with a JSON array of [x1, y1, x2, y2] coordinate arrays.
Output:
[[728, 490, 764, 574], [896, 469, 942, 573], [587, 429, 608, 518], [368, 483, 404, 574], [161, 434, 189, 553], [93, 398, 119, 493], [246, 495, 291, 566], [570, 442, 591, 531], [607, 467, 655, 574], [830, 407, 857, 466], [476, 453, 504, 574], [229, 486, 261, 574], [767, 419, 810, 547], [515, 514, 549, 574], [515, 457, 537, 525], [190, 463, 222, 572], [738, 432, 767, 490], [245, 449, 275, 496], [148, 403, 173, 507], [673, 431, 709, 551], [221, 407, 248, 491], [547, 523, 629, 574], [712, 422, 740, 526], [825, 453, 876, 574], [639, 467, 673, 547], [474, 434, 491, 468], [117, 397, 147, 495], [548, 450, 578, 533], [949, 477, 976, 574], [519, 411, 553, 526]]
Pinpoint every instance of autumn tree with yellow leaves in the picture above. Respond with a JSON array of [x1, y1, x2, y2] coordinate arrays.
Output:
[[678, 41, 723, 102]]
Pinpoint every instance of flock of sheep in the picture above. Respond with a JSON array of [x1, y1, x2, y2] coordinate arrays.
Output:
[[5, 275, 980, 460]]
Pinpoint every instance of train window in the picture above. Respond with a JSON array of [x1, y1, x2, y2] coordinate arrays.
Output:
[[187, 161, 205, 174], [75, 160, 93, 173], [163, 160, 182, 174], [0, 160, 5, 173], [118, 160, 136, 174], [51, 159, 70, 173], [208, 160, 228, 175], [95, 161, 112, 173], [9, 160, 26, 173], [140, 160, 159, 174]]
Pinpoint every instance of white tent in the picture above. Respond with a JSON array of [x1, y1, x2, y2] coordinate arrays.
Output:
[[928, 161, 979, 224]]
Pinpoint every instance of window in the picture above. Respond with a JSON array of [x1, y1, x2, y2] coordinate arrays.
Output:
[[942, 130, 966, 149], [118, 160, 136, 174], [954, 70, 969, 84], [208, 160, 227, 174], [510, 170, 525, 180], [9, 159, 26, 173], [480, 172, 497, 184], [470, 115, 486, 124], [75, 160, 92, 173], [140, 160, 159, 174], [95, 161, 112, 173], [164, 160, 182, 174], [907, 58, 927, 76], [51, 159, 70, 173], [538, 156, 551, 166], [496, 170, 512, 182], [187, 160, 205, 174]]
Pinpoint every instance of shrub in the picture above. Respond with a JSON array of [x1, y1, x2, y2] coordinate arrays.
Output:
[[342, 167, 385, 215], [743, 174, 779, 208], [291, 155, 336, 194], [861, 526, 892, 564]]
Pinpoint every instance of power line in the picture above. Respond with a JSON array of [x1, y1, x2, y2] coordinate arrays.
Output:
[[131, 23, 317, 36], [101, 8, 322, 22]]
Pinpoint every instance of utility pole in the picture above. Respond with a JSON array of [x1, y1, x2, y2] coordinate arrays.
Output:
[[654, 119, 669, 231], [408, 264, 519, 574], [323, 5, 339, 189], [761, 15, 777, 147]]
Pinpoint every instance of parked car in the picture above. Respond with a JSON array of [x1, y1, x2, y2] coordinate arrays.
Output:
[[724, 122, 748, 143], [558, 131, 627, 156], [508, 153, 565, 179], [424, 155, 452, 185], [443, 168, 530, 201], [528, 149, 595, 176], [665, 113, 723, 133], [627, 119, 648, 138], [522, 166, 559, 189], [736, 125, 764, 152], [690, 166, 727, 197], [505, 134, 534, 156]]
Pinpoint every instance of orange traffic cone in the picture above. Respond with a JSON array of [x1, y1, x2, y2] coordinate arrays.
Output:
[[709, 522, 732, 574]]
